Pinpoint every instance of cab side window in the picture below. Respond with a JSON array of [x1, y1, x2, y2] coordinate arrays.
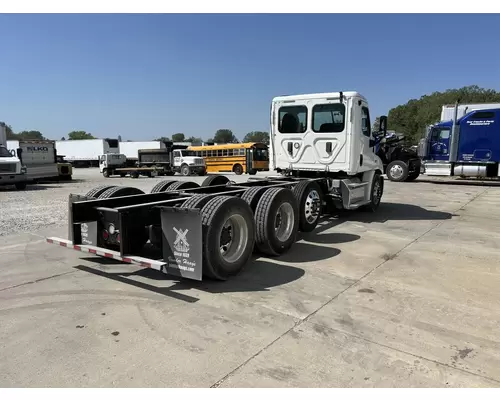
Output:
[[361, 107, 371, 137]]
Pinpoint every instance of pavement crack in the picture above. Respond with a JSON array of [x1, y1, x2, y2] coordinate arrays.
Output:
[[210, 189, 490, 388], [0, 271, 77, 293]]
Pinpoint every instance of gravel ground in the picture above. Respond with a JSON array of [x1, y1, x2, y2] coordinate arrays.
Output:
[[0, 168, 262, 237]]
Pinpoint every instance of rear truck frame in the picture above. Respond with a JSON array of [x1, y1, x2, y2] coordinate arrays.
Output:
[[46, 172, 383, 282], [46, 91, 387, 282]]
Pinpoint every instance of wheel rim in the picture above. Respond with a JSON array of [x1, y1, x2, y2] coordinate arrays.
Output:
[[218, 214, 248, 263], [372, 177, 382, 205], [304, 189, 321, 224], [182, 167, 189, 175], [390, 164, 404, 179], [275, 202, 295, 242]]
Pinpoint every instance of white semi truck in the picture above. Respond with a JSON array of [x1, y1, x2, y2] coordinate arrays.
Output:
[[7, 139, 59, 182], [0, 123, 28, 190], [46, 91, 387, 282], [55, 138, 120, 167]]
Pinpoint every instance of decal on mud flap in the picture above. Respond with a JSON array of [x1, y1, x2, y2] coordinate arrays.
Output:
[[80, 222, 98, 246], [160, 207, 202, 281]]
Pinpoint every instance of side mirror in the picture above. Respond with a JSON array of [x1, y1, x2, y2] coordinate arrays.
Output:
[[16, 148, 23, 161], [379, 115, 388, 135]]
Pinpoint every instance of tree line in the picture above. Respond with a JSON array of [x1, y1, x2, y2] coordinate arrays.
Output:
[[4, 85, 499, 146], [2, 125, 270, 145], [387, 85, 500, 144], [154, 130, 269, 145]]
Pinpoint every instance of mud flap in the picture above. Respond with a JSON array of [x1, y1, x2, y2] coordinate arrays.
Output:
[[160, 207, 203, 281]]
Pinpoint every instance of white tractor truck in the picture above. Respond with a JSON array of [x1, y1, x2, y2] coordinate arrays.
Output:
[[0, 123, 28, 190], [45, 91, 387, 282]]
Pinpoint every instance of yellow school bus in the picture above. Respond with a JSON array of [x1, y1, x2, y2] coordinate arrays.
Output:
[[188, 142, 269, 175]]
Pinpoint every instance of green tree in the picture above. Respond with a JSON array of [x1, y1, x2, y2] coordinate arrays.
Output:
[[171, 133, 185, 142], [1, 122, 17, 140], [68, 131, 96, 140], [16, 130, 46, 140], [214, 129, 238, 144], [243, 131, 269, 144], [186, 136, 203, 144], [155, 136, 171, 142], [387, 85, 500, 144]]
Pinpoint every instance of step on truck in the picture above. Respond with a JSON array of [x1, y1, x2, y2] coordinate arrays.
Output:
[[46, 91, 387, 282]]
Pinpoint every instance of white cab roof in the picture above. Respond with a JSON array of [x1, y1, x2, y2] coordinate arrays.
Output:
[[272, 91, 366, 103]]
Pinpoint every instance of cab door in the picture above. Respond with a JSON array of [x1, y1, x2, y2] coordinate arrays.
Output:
[[428, 127, 451, 161]]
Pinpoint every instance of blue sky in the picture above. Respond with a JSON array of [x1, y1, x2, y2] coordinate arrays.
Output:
[[1, 13, 499, 141]]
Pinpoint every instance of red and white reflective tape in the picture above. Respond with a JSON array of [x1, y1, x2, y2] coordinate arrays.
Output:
[[45, 237, 165, 271]]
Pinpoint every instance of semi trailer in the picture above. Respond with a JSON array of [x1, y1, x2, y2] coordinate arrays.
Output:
[[7, 139, 59, 182], [55, 138, 120, 167], [45, 91, 387, 282]]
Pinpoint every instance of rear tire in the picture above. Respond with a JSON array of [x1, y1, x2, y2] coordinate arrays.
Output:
[[165, 181, 200, 192], [241, 186, 270, 212], [202, 175, 230, 187], [85, 185, 117, 199], [254, 187, 299, 256], [182, 194, 213, 209], [14, 182, 27, 190], [201, 196, 255, 280], [293, 180, 323, 232], [233, 164, 243, 175], [99, 186, 145, 199], [386, 160, 409, 182], [405, 171, 420, 182], [150, 180, 178, 193]]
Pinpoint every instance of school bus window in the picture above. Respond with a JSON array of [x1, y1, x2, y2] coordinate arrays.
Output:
[[239, 148, 245, 155], [254, 148, 269, 161]]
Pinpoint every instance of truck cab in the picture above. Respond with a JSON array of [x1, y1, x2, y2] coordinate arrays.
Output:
[[271, 91, 384, 177], [419, 107, 500, 178], [0, 124, 28, 190], [171, 147, 206, 176], [270, 91, 386, 210]]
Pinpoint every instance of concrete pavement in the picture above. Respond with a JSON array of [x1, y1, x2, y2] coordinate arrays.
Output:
[[1, 175, 500, 387]]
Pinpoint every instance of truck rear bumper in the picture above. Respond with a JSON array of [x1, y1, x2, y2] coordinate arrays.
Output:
[[46, 237, 167, 272]]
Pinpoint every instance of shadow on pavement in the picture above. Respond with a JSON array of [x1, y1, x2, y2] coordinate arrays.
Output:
[[74, 242, 339, 300], [413, 178, 500, 187], [336, 202, 455, 223]]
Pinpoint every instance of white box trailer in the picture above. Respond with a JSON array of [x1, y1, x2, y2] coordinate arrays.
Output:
[[7, 139, 59, 181], [119, 141, 165, 165], [440, 103, 500, 122], [55, 138, 120, 167]]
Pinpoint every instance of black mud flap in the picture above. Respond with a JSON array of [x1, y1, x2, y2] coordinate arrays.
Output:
[[80, 222, 98, 246], [160, 207, 203, 281], [68, 194, 99, 244]]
